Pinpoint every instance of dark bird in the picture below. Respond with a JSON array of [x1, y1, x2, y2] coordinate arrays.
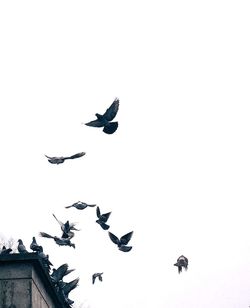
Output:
[[58, 278, 79, 306], [92, 272, 103, 284], [174, 255, 188, 274], [45, 152, 85, 164], [96, 206, 111, 230], [30, 237, 43, 253], [108, 231, 133, 252], [0, 246, 12, 255], [85, 98, 119, 134], [52, 214, 80, 239], [38, 251, 53, 272], [17, 239, 28, 253], [65, 201, 96, 210], [39, 232, 75, 248], [51, 263, 75, 284]]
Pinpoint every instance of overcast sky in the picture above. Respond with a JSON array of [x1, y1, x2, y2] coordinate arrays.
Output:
[[1, 1, 250, 307]]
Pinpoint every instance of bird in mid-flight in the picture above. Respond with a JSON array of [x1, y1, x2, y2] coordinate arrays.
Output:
[[96, 206, 111, 230], [108, 231, 133, 252], [52, 214, 80, 239], [92, 272, 103, 284], [65, 201, 96, 210], [39, 232, 76, 248], [174, 255, 188, 273], [45, 152, 86, 164], [85, 98, 119, 134]]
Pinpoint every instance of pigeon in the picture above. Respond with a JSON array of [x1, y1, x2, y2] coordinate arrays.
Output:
[[17, 239, 28, 253], [58, 278, 79, 306], [39, 232, 75, 248], [52, 214, 80, 239], [65, 201, 96, 210], [51, 263, 75, 284], [108, 231, 133, 252], [30, 237, 43, 253], [174, 255, 188, 273], [96, 206, 111, 230], [38, 251, 53, 272], [45, 152, 85, 164], [0, 246, 12, 255], [85, 98, 119, 134], [92, 272, 103, 284]]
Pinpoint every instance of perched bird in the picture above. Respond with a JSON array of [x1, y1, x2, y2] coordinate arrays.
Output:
[[92, 272, 103, 284], [108, 231, 133, 252], [85, 98, 119, 134], [45, 152, 85, 164], [96, 206, 111, 230], [38, 251, 53, 272], [0, 246, 12, 255], [39, 232, 75, 248], [52, 214, 80, 239], [17, 239, 28, 253], [30, 237, 43, 253], [51, 263, 75, 284], [174, 255, 188, 274], [65, 201, 96, 210]]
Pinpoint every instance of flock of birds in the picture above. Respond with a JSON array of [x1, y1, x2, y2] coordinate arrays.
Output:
[[0, 98, 188, 306]]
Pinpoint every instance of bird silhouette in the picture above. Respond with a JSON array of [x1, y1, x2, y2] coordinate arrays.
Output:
[[58, 278, 79, 306], [51, 263, 75, 284], [174, 255, 188, 273], [52, 214, 80, 239], [65, 201, 96, 210], [38, 251, 53, 272], [30, 237, 43, 253], [17, 239, 28, 253], [45, 152, 85, 164], [108, 231, 133, 252], [85, 98, 119, 134], [92, 272, 103, 284], [0, 246, 12, 255], [96, 206, 111, 230], [39, 232, 75, 248]]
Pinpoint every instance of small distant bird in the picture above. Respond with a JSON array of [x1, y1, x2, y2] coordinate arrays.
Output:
[[108, 231, 133, 252], [17, 239, 28, 253], [51, 263, 75, 284], [85, 98, 119, 134], [92, 272, 103, 284], [39, 232, 75, 248], [30, 237, 43, 253], [52, 214, 80, 239], [65, 201, 96, 210], [96, 206, 111, 230], [0, 246, 12, 255], [174, 255, 188, 273], [45, 152, 85, 164]]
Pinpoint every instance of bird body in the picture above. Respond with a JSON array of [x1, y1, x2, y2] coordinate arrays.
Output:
[[52, 214, 80, 239], [45, 152, 85, 164], [96, 206, 111, 230], [30, 237, 43, 253], [39, 232, 75, 248], [65, 201, 96, 210], [51, 263, 75, 283], [174, 255, 188, 273], [92, 272, 103, 284], [0, 246, 12, 255], [85, 98, 119, 134], [17, 239, 28, 253]]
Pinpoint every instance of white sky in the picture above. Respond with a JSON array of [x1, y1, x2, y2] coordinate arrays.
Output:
[[0, 1, 250, 307]]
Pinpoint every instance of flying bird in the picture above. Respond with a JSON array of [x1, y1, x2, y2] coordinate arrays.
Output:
[[51, 263, 75, 284], [0, 246, 12, 255], [65, 201, 96, 210], [52, 214, 80, 239], [92, 272, 103, 284], [85, 98, 119, 134], [58, 278, 79, 306], [17, 239, 28, 253], [39, 232, 75, 248], [108, 231, 133, 252], [96, 206, 111, 230], [174, 255, 188, 273], [30, 237, 43, 253], [45, 152, 85, 164]]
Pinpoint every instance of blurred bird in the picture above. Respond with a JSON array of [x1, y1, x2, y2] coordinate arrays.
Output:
[[58, 278, 79, 306], [30, 237, 43, 253], [38, 251, 53, 272], [108, 231, 133, 252], [96, 206, 111, 230], [92, 272, 103, 284], [51, 263, 75, 284], [39, 232, 75, 248], [85, 98, 119, 134], [52, 214, 80, 239], [17, 239, 28, 253], [65, 201, 96, 210], [45, 152, 85, 164], [0, 246, 12, 255], [174, 255, 188, 273]]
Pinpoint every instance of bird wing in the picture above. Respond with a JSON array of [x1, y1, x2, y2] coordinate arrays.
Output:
[[96, 206, 101, 218], [108, 232, 120, 245], [100, 212, 111, 222], [85, 119, 104, 127], [52, 214, 64, 229], [103, 99, 119, 121], [63, 278, 80, 295], [92, 274, 96, 284], [39, 232, 55, 239], [120, 231, 133, 245], [67, 152, 86, 160]]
